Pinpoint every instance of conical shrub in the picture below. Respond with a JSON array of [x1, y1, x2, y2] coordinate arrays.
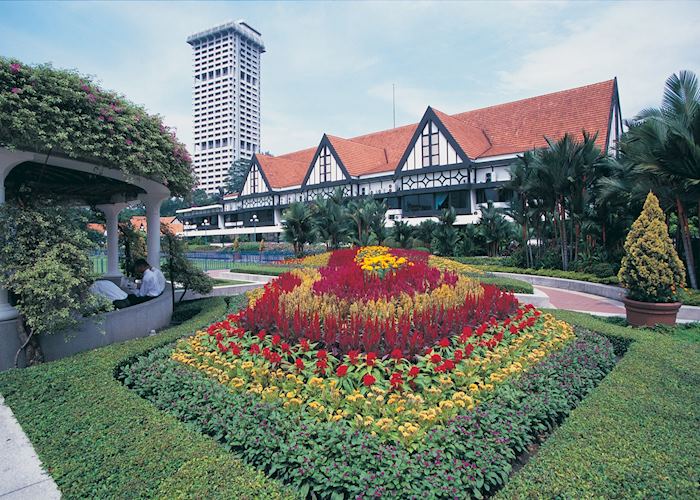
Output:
[[618, 192, 686, 302]]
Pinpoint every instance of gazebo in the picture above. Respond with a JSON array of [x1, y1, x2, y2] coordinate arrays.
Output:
[[0, 58, 195, 369]]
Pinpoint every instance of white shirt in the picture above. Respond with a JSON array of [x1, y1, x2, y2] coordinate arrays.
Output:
[[90, 280, 128, 301], [138, 267, 166, 297]]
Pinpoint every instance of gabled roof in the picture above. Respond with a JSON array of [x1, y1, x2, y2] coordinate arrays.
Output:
[[251, 79, 618, 189], [326, 135, 390, 176], [255, 154, 308, 189], [432, 108, 491, 158], [452, 79, 616, 157]]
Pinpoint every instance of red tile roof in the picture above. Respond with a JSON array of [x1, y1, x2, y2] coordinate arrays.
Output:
[[253, 79, 616, 189], [127, 216, 184, 235]]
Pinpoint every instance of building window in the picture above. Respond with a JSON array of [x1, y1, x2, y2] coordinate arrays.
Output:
[[319, 148, 331, 183], [485, 172, 492, 183], [476, 188, 510, 204], [421, 122, 439, 167], [251, 170, 258, 193]]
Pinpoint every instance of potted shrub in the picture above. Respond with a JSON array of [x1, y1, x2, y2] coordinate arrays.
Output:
[[618, 192, 686, 326]]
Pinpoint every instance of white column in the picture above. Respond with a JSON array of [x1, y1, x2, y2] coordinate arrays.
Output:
[[143, 195, 166, 269], [96, 203, 127, 280], [0, 165, 19, 321]]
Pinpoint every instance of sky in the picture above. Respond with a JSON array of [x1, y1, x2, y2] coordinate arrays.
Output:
[[1, 1, 699, 156]]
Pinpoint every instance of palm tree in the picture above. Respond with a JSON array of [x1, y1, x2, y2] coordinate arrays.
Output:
[[620, 70, 700, 288], [391, 220, 413, 248], [281, 202, 316, 257], [312, 195, 349, 250], [347, 197, 386, 245], [477, 202, 512, 257], [432, 208, 461, 256]]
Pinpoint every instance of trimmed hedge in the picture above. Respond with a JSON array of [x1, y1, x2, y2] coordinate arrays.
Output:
[[120, 331, 616, 498], [498, 311, 700, 498], [230, 264, 290, 276], [0, 298, 293, 499], [457, 261, 620, 285], [473, 274, 533, 294]]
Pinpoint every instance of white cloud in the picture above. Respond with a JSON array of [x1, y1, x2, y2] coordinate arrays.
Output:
[[497, 1, 700, 118]]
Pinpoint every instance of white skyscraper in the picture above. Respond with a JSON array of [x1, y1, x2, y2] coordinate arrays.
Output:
[[187, 20, 264, 193]]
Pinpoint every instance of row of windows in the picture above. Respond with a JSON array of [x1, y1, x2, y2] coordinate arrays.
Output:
[[401, 190, 471, 213]]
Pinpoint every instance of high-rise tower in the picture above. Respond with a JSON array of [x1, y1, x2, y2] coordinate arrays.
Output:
[[187, 20, 264, 193]]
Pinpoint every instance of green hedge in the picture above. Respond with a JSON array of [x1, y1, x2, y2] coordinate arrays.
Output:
[[498, 311, 700, 498], [230, 264, 291, 276], [456, 261, 620, 285], [0, 298, 293, 499], [473, 274, 533, 294]]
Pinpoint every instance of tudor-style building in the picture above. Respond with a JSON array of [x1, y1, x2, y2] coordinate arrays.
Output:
[[178, 79, 623, 240]]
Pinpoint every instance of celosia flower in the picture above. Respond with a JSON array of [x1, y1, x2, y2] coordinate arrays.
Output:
[[408, 366, 420, 377], [317, 349, 327, 360], [438, 338, 450, 348], [454, 349, 463, 362], [390, 372, 403, 389], [249, 343, 260, 355], [280, 342, 291, 354], [272, 334, 281, 346], [295, 358, 305, 371], [229, 342, 241, 355], [430, 353, 442, 364], [300, 339, 310, 351], [348, 350, 360, 365], [336, 365, 348, 377], [363, 373, 376, 386], [366, 352, 377, 366], [390, 348, 403, 361], [257, 330, 266, 341]]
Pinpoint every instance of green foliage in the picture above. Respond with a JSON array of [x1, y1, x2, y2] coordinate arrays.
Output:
[[226, 158, 252, 195], [0, 298, 292, 499], [474, 275, 533, 294], [391, 220, 413, 249], [347, 196, 388, 246], [118, 220, 147, 277], [311, 189, 350, 250], [477, 202, 513, 257], [432, 208, 461, 257], [229, 264, 292, 276], [618, 192, 686, 302], [161, 225, 214, 306], [281, 202, 316, 257], [0, 203, 109, 342], [459, 261, 621, 285], [500, 310, 700, 499], [0, 57, 194, 196], [122, 330, 615, 499]]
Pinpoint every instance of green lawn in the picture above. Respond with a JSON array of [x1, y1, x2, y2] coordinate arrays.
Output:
[[0, 298, 292, 499], [0, 303, 697, 498], [212, 278, 249, 286]]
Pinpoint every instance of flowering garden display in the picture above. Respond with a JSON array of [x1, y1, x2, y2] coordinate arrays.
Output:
[[124, 247, 617, 498]]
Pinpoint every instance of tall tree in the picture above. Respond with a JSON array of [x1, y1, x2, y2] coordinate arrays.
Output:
[[312, 190, 350, 250], [161, 224, 214, 308], [391, 220, 413, 248], [432, 208, 461, 256], [225, 158, 252, 194], [620, 70, 700, 288], [281, 202, 317, 257]]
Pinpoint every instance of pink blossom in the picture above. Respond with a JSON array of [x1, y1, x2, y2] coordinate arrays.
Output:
[[81, 84, 91, 92], [9, 63, 21, 74], [11, 87, 22, 94], [87, 94, 97, 103], [126, 139, 133, 146]]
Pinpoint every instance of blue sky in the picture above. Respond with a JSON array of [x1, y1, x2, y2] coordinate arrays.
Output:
[[1, 1, 699, 155]]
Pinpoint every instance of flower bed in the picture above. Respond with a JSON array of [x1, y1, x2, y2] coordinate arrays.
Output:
[[172, 247, 574, 444], [123, 330, 616, 498]]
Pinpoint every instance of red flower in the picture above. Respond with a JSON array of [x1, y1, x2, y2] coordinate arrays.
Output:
[[215, 332, 223, 341], [509, 324, 518, 335], [249, 343, 260, 355], [494, 332, 504, 343], [464, 344, 474, 357], [295, 358, 305, 371], [272, 334, 281, 345], [348, 350, 361, 365], [438, 337, 450, 348], [316, 358, 328, 374], [408, 366, 420, 377], [363, 373, 376, 386], [216, 341, 227, 353], [366, 352, 377, 367], [390, 348, 403, 361], [229, 342, 241, 356], [443, 359, 455, 371], [280, 342, 291, 354], [454, 349, 463, 362], [269, 353, 282, 364], [262, 347, 271, 359], [430, 353, 443, 364], [257, 330, 266, 341], [317, 349, 328, 360], [390, 372, 403, 389], [300, 339, 310, 351], [336, 365, 348, 377]]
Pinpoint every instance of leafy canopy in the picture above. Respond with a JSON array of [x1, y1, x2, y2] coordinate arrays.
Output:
[[0, 57, 194, 196]]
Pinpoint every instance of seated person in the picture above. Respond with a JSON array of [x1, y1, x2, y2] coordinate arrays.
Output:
[[90, 279, 130, 309], [127, 258, 166, 306]]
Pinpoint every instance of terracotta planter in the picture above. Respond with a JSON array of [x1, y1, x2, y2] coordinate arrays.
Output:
[[622, 297, 681, 327]]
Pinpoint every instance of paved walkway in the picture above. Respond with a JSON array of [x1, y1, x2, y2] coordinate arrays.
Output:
[[0, 396, 60, 499], [535, 285, 626, 316]]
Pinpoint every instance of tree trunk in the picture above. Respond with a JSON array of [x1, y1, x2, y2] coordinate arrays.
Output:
[[15, 316, 44, 368], [676, 196, 698, 289], [177, 284, 189, 305]]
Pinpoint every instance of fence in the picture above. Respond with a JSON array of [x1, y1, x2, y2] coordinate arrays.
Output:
[[90, 250, 292, 274]]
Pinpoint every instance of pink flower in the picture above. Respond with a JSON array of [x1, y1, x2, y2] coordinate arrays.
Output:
[[125, 139, 133, 146], [10, 87, 21, 94], [87, 94, 97, 103], [10, 63, 21, 74]]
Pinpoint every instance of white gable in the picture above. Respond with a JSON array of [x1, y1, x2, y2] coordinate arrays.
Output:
[[241, 164, 268, 196], [401, 121, 464, 171], [306, 146, 345, 185]]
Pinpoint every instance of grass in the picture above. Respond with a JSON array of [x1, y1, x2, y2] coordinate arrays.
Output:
[[212, 278, 249, 286], [0, 298, 292, 499], [230, 263, 291, 276], [499, 311, 700, 498]]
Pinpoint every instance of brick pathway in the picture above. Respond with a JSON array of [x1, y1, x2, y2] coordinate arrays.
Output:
[[535, 285, 626, 315]]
